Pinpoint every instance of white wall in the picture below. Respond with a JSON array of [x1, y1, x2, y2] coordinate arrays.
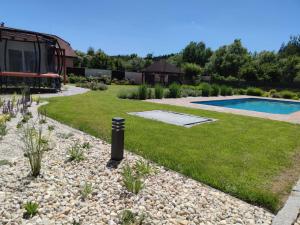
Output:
[[85, 68, 111, 77]]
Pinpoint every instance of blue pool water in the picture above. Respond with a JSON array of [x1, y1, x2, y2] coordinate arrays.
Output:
[[192, 98, 300, 115]]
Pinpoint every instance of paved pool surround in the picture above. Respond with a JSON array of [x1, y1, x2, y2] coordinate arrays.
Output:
[[146, 95, 300, 124]]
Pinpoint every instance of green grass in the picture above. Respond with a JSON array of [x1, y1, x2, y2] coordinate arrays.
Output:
[[41, 85, 300, 212]]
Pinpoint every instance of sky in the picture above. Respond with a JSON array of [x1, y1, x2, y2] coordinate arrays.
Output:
[[1, 0, 299, 56]]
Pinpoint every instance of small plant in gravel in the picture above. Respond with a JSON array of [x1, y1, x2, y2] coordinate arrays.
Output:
[[80, 182, 93, 200], [0, 122, 7, 140], [134, 160, 153, 177], [82, 141, 91, 149], [0, 159, 11, 166], [120, 209, 146, 225], [47, 125, 55, 132], [68, 142, 85, 162], [23, 201, 39, 219], [21, 126, 46, 177], [32, 96, 41, 105], [21, 112, 32, 124], [38, 108, 47, 124], [121, 164, 144, 194]]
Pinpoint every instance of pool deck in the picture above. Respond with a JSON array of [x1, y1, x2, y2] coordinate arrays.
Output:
[[146, 95, 300, 124]]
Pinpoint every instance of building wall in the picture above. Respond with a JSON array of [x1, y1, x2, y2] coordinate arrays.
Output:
[[65, 57, 74, 69], [0, 41, 4, 71], [85, 68, 112, 78], [125, 71, 143, 84]]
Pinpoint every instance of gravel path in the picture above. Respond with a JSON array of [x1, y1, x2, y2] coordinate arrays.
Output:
[[0, 103, 274, 225], [0, 85, 89, 100]]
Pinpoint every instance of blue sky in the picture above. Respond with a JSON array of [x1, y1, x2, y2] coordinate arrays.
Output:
[[1, 0, 299, 56]]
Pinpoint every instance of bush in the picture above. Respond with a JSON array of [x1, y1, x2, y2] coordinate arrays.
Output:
[[21, 126, 47, 177], [120, 210, 146, 225], [80, 182, 93, 200], [201, 83, 211, 97], [121, 164, 144, 194], [246, 87, 264, 96], [0, 122, 7, 140], [147, 88, 154, 99], [168, 83, 181, 98], [134, 160, 153, 177], [220, 85, 233, 96], [138, 85, 148, 100], [118, 89, 139, 99], [154, 84, 164, 99], [211, 84, 220, 96], [68, 142, 85, 162], [68, 74, 86, 84], [280, 90, 297, 99], [90, 81, 107, 91], [227, 87, 233, 96], [23, 202, 39, 219]]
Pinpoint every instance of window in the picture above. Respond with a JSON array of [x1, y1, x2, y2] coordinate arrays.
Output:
[[24, 51, 36, 72], [8, 49, 23, 72]]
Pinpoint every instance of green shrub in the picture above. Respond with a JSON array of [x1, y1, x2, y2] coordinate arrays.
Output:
[[147, 88, 154, 99], [68, 74, 86, 84], [120, 209, 146, 225], [21, 126, 47, 177], [246, 87, 264, 96], [138, 85, 148, 100], [227, 87, 233, 96], [0, 159, 11, 166], [201, 83, 211, 97], [220, 85, 229, 96], [211, 84, 220, 96], [118, 89, 139, 99], [0, 122, 7, 140], [121, 164, 144, 194], [68, 142, 85, 162], [134, 160, 153, 177], [280, 90, 297, 99], [154, 84, 164, 99], [82, 141, 91, 149], [48, 125, 55, 131], [80, 182, 93, 200], [168, 83, 181, 98], [23, 202, 39, 219]]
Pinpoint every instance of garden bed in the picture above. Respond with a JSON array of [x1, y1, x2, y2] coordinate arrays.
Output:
[[0, 102, 273, 224]]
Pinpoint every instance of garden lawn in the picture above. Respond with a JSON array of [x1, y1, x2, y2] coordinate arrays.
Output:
[[41, 85, 300, 212]]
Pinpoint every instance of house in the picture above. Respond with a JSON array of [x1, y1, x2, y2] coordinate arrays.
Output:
[[0, 24, 77, 91], [142, 59, 183, 85]]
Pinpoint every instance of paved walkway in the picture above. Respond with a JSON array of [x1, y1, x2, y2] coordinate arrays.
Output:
[[147, 95, 300, 124], [0, 85, 89, 100]]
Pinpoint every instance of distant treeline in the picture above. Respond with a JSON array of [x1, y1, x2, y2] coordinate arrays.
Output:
[[74, 35, 300, 87]]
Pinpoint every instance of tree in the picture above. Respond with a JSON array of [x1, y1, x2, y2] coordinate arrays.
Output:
[[182, 41, 212, 66], [206, 39, 250, 78], [183, 63, 203, 84], [87, 47, 95, 56], [89, 49, 110, 69], [279, 35, 300, 57]]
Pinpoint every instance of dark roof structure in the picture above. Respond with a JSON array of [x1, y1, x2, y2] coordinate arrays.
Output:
[[0, 26, 77, 58], [144, 59, 183, 74]]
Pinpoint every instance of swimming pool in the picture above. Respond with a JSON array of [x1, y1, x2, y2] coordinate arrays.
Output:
[[192, 98, 300, 115]]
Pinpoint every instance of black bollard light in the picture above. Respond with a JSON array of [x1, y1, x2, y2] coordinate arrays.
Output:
[[111, 117, 125, 161]]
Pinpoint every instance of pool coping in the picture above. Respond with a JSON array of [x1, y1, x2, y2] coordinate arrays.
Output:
[[146, 95, 300, 124]]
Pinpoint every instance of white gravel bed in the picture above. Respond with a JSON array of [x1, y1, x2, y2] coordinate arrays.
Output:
[[0, 103, 274, 225]]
